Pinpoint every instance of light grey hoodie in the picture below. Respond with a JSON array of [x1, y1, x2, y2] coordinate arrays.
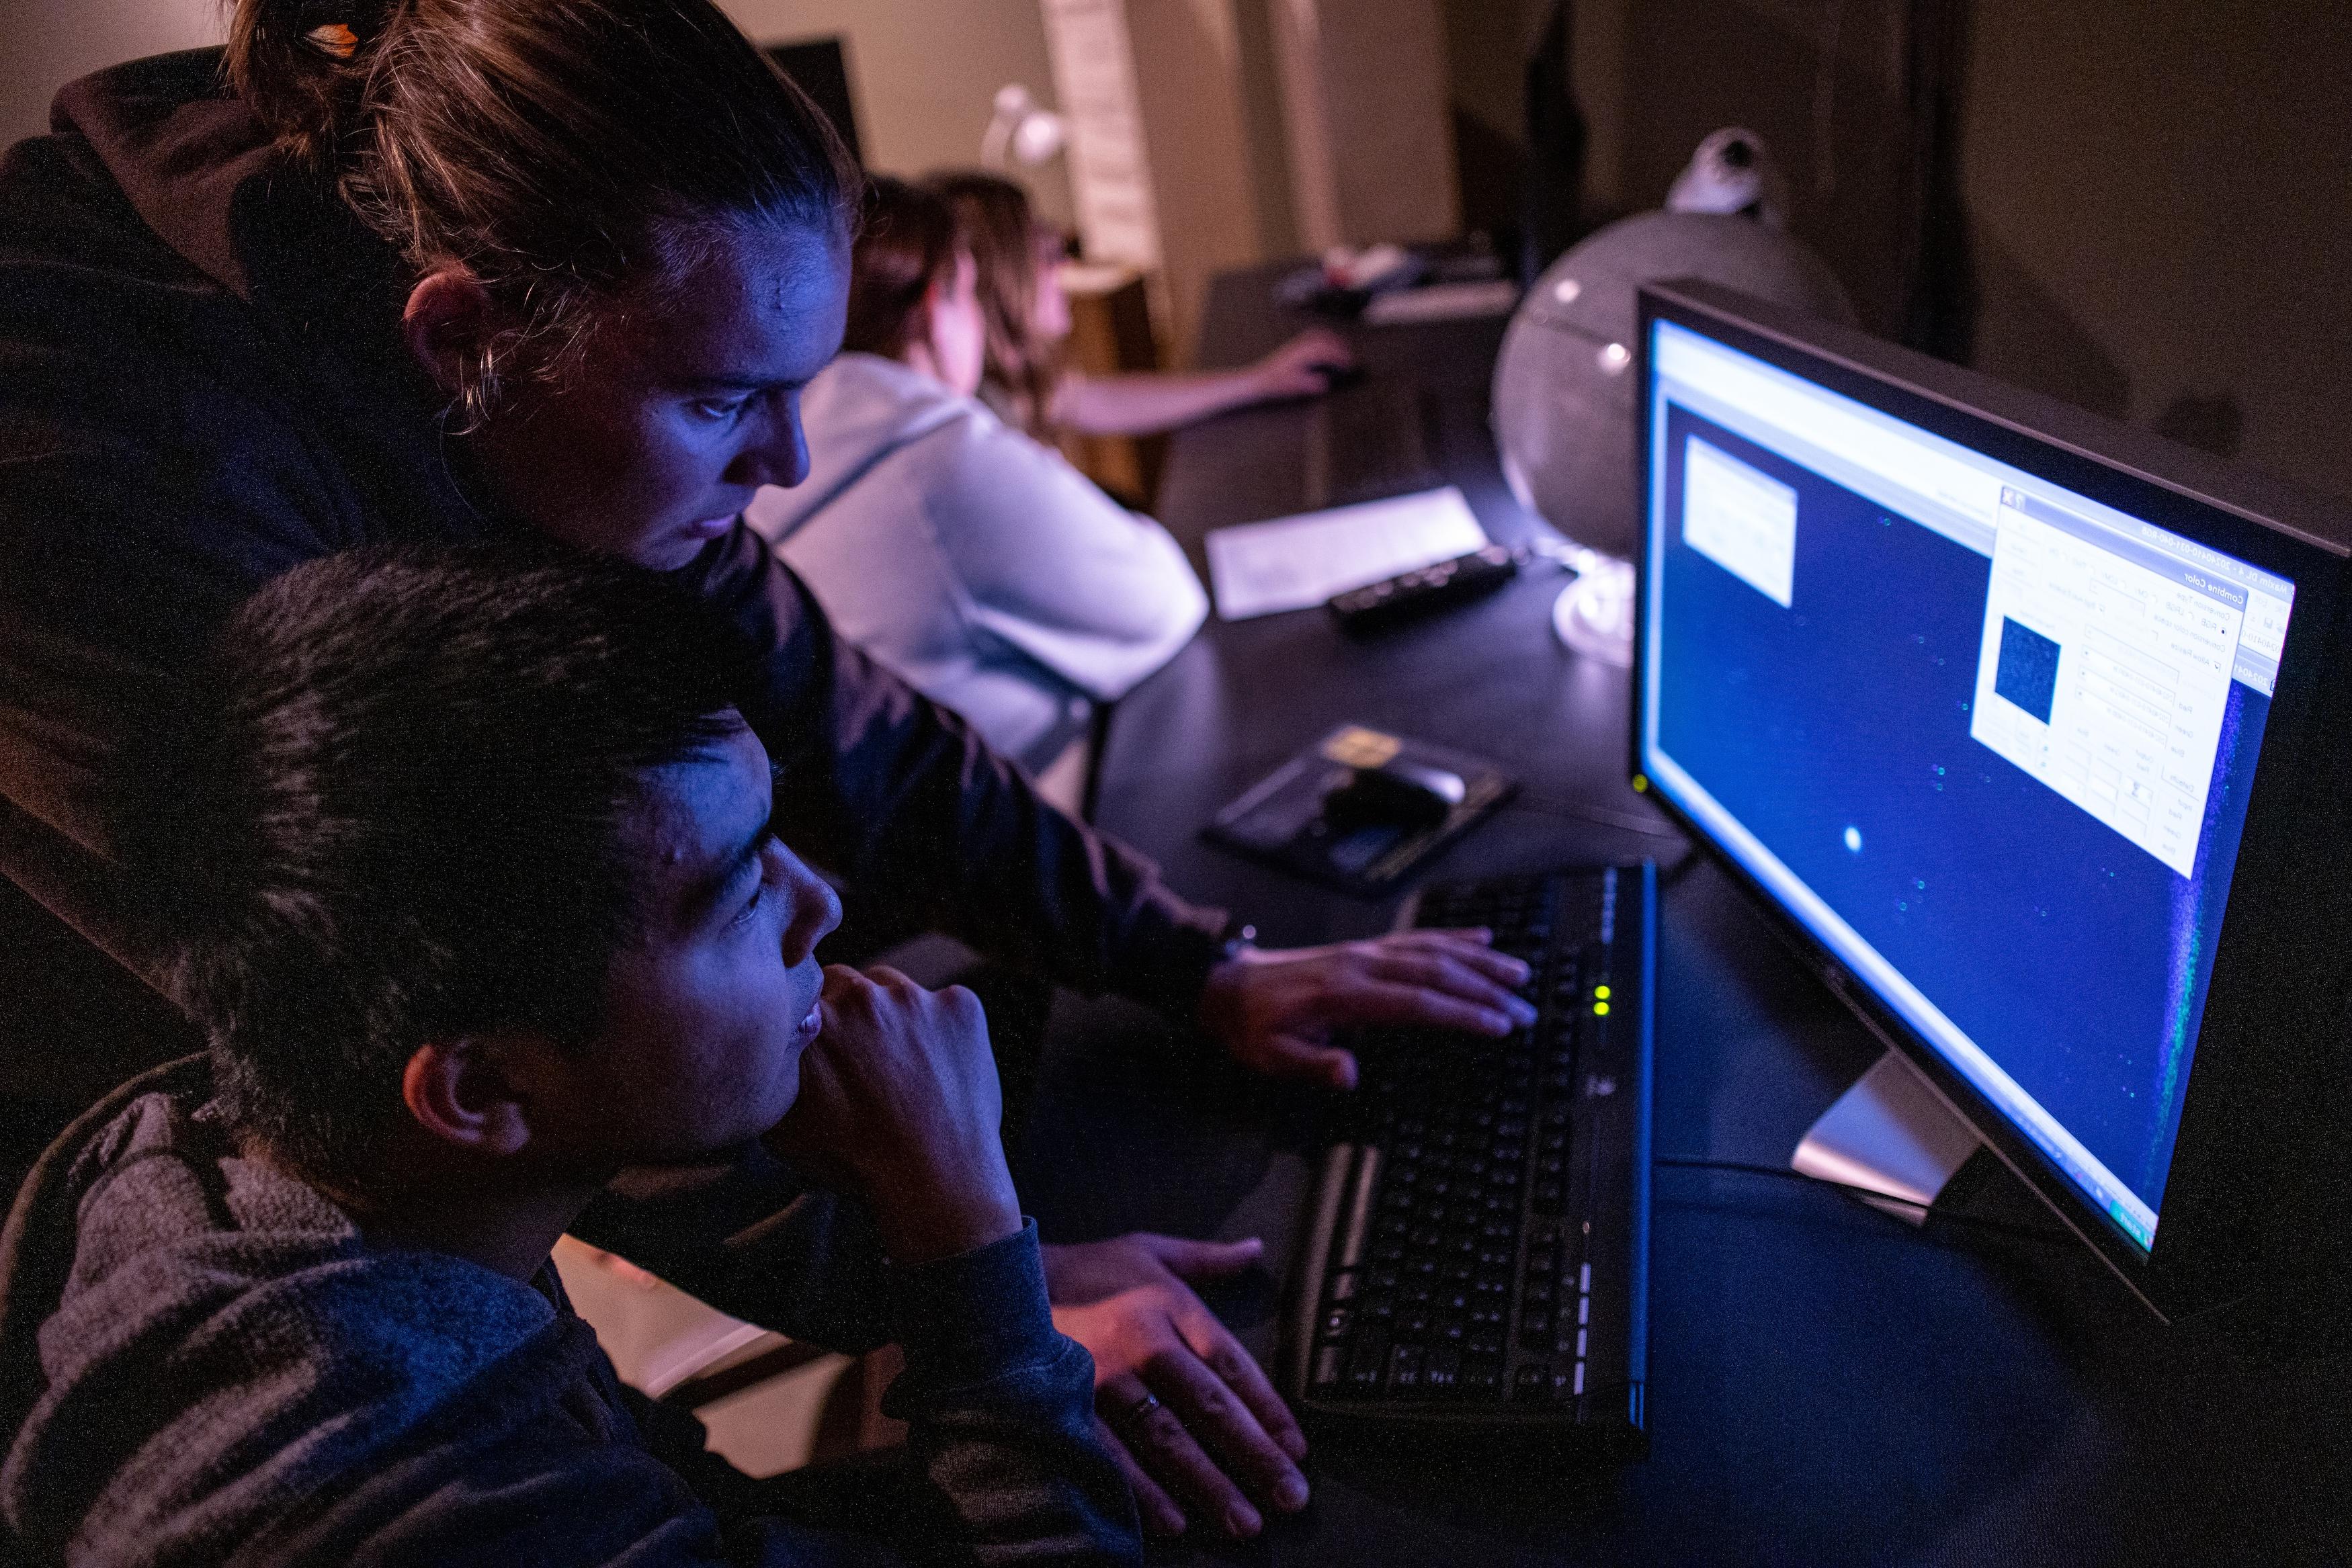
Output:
[[748, 355, 1208, 773]]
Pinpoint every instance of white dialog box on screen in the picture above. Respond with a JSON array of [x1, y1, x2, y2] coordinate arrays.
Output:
[[1683, 436, 1798, 608], [1970, 491, 2243, 877]]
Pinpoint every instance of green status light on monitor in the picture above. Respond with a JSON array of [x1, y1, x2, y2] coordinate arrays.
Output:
[[1593, 1000, 1610, 1016], [1594, 985, 1611, 1000], [1631, 774, 1649, 793]]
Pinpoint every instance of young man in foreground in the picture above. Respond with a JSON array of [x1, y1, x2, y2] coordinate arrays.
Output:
[[0, 547, 1138, 1565]]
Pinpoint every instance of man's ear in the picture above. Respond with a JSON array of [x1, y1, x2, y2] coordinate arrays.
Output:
[[401, 1037, 536, 1158], [402, 267, 497, 400]]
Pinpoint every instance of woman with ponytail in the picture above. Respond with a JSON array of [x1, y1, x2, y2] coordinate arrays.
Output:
[[928, 171, 1356, 441], [0, 1, 1536, 1554], [750, 177, 1208, 789]]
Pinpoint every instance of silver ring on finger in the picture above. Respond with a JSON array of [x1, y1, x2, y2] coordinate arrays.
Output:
[[1126, 1391, 1164, 1422]]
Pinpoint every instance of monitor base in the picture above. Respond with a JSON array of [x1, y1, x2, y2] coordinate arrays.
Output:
[[1550, 560, 1636, 667], [1792, 1050, 1982, 1224]]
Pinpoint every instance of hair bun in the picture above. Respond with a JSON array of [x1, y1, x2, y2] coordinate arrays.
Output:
[[226, 0, 401, 163], [305, 22, 361, 59]]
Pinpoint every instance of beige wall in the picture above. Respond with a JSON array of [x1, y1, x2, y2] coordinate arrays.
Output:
[[715, 0, 1075, 226], [1273, 0, 1458, 250], [0, 0, 1076, 227], [1, 0, 224, 146]]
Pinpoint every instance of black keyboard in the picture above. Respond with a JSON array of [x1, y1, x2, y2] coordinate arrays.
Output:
[[1282, 865, 1653, 1456]]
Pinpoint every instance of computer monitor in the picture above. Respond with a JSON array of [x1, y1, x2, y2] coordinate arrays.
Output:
[[1633, 279, 2352, 1317]]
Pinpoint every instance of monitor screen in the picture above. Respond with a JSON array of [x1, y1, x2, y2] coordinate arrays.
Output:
[[1638, 315, 2300, 1252]]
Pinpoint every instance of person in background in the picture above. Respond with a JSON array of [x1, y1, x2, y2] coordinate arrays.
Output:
[[0, 0, 1533, 1539], [0, 545, 1138, 1565], [929, 171, 1355, 439], [749, 177, 1206, 782]]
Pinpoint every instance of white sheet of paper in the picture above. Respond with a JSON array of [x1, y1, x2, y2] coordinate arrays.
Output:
[[1206, 486, 1488, 621]]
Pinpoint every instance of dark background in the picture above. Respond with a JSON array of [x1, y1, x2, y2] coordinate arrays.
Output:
[[1444, 0, 2352, 507]]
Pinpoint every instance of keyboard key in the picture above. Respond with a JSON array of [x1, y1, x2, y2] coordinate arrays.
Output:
[[1425, 1348, 1460, 1389], [1388, 1345, 1424, 1389]]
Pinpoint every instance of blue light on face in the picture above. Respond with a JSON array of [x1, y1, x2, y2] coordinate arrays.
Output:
[[1844, 826, 1863, 853]]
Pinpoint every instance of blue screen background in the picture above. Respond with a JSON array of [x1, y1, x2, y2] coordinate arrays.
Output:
[[1652, 404, 2270, 1215]]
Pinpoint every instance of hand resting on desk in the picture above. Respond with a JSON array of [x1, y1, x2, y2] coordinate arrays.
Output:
[[1200, 928, 1538, 1089], [1044, 1233, 1307, 1539]]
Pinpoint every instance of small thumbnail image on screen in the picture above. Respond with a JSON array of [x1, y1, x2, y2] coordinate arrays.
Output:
[[1992, 617, 2060, 725]]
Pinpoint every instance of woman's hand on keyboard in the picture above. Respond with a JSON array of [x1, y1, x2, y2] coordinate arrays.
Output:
[[1200, 930, 1538, 1090], [1045, 1233, 1306, 1538]]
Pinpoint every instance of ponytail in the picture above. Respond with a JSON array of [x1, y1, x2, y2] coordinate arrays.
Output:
[[223, 0, 859, 420], [843, 177, 960, 364], [929, 171, 1060, 435]]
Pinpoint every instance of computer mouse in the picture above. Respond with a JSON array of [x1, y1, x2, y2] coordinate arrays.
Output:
[[1320, 760, 1465, 834]]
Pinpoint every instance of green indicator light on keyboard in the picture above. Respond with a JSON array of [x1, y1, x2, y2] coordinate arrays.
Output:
[[1593, 1000, 1609, 1016], [1632, 774, 1649, 793], [1594, 985, 1611, 1000]]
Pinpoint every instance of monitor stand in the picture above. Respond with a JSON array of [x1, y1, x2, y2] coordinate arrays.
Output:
[[1791, 1050, 1982, 1223], [1550, 554, 1636, 668]]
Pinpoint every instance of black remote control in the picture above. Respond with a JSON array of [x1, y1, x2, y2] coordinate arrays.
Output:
[[1327, 543, 1519, 634]]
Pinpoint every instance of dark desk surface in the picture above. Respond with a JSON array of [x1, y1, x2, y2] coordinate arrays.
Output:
[[1016, 263, 2352, 1565]]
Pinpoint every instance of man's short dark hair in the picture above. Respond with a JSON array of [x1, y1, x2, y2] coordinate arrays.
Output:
[[159, 544, 751, 1186]]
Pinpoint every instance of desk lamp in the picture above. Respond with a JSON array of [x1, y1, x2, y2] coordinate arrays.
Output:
[[1493, 131, 1854, 665], [981, 85, 1068, 171]]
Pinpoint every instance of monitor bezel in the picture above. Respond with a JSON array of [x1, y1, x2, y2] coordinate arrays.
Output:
[[1632, 279, 2352, 1319]]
